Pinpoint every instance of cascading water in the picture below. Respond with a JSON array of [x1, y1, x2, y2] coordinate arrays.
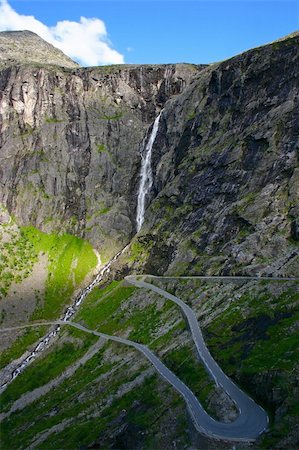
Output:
[[136, 112, 162, 232], [0, 244, 129, 391], [2, 112, 162, 389], [164, 66, 173, 96]]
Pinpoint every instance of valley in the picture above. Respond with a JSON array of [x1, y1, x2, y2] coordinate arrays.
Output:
[[0, 29, 298, 449]]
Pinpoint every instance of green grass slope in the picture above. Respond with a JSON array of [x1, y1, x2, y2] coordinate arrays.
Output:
[[0, 211, 98, 370]]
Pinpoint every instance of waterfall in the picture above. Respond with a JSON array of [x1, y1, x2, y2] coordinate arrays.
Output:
[[164, 66, 173, 96], [136, 112, 162, 232]]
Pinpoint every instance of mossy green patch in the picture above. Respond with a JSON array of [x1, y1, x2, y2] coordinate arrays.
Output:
[[96, 143, 108, 153], [76, 280, 180, 345], [0, 326, 48, 370], [203, 282, 299, 446], [76, 281, 136, 333], [162, 345, 214, 411], [128, 238, 153, 263], [45, 116, 63, 124], [96, 206, 111, 215], [149, 320, 186, 350], [0, 224, 38, 298], [0, 327, 97, 414], [19, 125, 34, 137], [28, 374, 182, 450], [0, 219, 98, 369], [187, 110, 197, 121], [100, 112, 123, 121], [21, 226, 98, 319], [0, 342, 113, 450]]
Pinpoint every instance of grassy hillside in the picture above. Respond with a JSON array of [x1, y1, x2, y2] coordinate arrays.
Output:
[[21, 226, 98, 320], [0, 208, 98, 370]]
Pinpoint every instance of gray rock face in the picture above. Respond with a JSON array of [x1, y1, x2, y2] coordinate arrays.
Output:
[[0, 41, 203, 259], [141, 33, 299, 277], [0, 30, 298, 274]]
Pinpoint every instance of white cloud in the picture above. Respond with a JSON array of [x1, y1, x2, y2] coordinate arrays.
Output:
[[0, 0, 124, 66]]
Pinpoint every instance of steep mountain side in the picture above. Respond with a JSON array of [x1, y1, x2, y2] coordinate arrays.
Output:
[[2, 32, 296, 276], [0, 31, 298, 450], [0, 30, 79, 69], [132, 33, 299, 277], [0, 53, 203, 260]]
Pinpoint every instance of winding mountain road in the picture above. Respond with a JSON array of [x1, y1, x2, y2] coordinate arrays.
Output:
[[2, 275, 297, 441], [126, 275, 271, 441]]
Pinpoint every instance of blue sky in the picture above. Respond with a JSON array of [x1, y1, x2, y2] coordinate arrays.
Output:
[[1, 1, 298, 65]]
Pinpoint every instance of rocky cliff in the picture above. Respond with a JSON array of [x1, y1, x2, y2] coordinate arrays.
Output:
[[0, 30, 79, 68], [0, 40, 203, 260], [0, 31, 297, 273], [129, 33, 299, 278], [0, 31, 298, 450]]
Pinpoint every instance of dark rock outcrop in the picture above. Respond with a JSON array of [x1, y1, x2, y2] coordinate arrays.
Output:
[[142, 33, 299, 277]]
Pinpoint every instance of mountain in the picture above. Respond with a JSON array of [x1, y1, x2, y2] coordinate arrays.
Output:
[[135, 33, 299, 278], [0, 31, 298, 450], [0, 30, 79, 68]]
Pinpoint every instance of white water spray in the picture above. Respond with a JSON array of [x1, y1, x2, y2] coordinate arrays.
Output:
[[136, 112, 162, 232], [0, 244, 130, 391]]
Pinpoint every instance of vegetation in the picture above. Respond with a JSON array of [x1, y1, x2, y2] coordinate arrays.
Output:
[[150, 277, 299, 447], [162, 345, 214, 412], [96, 143, 108, 153], [0, 338, 188, 450], [77, 279, 217, 413], [39, 375, 163, 450], [19, 125, 34, 136], [45, 116, 63, 124], [128, 238, 153, 263], [0, 326, 47, 370], [100, 112, 123, 121], [77, 281, 137, 334], [0, 327, 97, 414], [76, 280, 182, 344], [1, 218, 297, 449], [186, 110, 197, 120], [97, 144, 107, 153], [182, 279, 298, 447], [0, 226, 38, 298], [0, 217, 98, 369], [21, 226, 98, 319]]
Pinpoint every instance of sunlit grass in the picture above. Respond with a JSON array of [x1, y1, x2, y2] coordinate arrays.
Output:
[[21, 226, 98, 319]]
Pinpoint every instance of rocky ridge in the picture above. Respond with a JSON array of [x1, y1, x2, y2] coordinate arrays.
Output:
[[1, 31, 298, 274], [0, 30, 79, 69]]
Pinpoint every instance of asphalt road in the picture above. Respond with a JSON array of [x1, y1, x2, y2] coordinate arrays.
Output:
[[125, 275, 270, 441], [3, 274, 297, 440], [135, 275, 298, 281], [4, 275, 291, 441], [0, 316, 267, 441]]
